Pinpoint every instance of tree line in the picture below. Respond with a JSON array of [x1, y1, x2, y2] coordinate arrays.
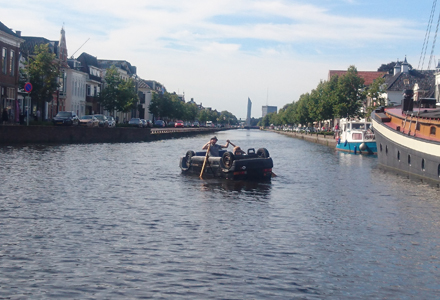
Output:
[[258, 66, 386, 127], [20, 44, 238, 124]]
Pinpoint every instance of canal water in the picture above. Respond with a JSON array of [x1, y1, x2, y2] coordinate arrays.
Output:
[[1, 129, 439, 299]]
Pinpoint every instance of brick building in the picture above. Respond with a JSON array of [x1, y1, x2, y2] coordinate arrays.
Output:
[[0, 21, 24, 123]]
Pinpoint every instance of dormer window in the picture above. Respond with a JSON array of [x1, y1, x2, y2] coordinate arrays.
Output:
[[430, 126, 436, 135]]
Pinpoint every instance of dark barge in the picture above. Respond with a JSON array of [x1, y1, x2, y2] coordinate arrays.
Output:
[[180, 147, 273, 180]]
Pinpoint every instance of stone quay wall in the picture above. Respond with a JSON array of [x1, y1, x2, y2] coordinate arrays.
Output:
[[0, 126, 224, 145], [271, 130, 338, 148]]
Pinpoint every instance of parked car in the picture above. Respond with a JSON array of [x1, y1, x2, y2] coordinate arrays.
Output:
[[107, 116, 116, 128], [192, 121, 200, 127], [79, 115, 99, 127], [175, 120, 184, 128], [146, 120, 153, 127], [167, 121, 175, 127], [154, 120, 166, 127], [93, 114, 109, 127], [129, 118, 143, 127], [52, 111, 79, 126], [141, 119, 149, 128]]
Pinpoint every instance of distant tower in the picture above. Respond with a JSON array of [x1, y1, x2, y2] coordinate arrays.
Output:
[[59, 26, 68, 68], [246, 98, 252, 127]]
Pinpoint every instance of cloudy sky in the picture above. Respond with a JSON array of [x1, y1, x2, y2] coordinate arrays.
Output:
[[3, 0, 435, 118]]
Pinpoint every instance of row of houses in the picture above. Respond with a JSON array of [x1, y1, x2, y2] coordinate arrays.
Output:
[[328, 56, 440, 109], [0, 21, 191, 123]]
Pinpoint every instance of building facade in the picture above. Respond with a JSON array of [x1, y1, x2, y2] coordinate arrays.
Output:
[[0, 21, 24, 122], [262, 105, 277, 117]]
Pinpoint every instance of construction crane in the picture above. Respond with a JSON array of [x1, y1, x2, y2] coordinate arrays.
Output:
[[70, 38, 90, 59]]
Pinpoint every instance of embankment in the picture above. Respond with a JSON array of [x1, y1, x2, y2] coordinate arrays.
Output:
[[271, 130, 338, 148], [0, 125, 225, 145]]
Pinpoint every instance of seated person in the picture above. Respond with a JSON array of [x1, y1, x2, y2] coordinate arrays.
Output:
[[233, 146, 245, 155], [202, 136, 230, 156]]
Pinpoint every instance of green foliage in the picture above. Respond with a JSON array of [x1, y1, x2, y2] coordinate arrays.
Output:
[[148, 92, 237, 124], [100, 65, 138, 113], [20, 44, 60, 112], [260, 65, 370, 127], [333, 66, 365, 118]]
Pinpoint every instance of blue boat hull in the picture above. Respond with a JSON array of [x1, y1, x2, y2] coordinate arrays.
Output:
[[336, 141, 377, 154]]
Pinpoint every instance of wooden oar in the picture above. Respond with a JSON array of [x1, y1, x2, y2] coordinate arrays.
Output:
[[200, 144, 210, 179]]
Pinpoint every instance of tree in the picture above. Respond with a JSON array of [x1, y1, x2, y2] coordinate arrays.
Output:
[[100, 65, 138, 113], [377, 61, 412, 73], [333, 66, 365, 118], [21, 44, 60, 118], [365, 77, 386, 119]]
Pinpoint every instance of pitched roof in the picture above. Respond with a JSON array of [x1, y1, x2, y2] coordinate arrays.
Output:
[[138, 80, 152, 89], [77, 52, 99, 68], [20, 36, 57, 56], [0, 21, 20, 38], [328, 70, 386, 86], [384, 69, 435, 97]]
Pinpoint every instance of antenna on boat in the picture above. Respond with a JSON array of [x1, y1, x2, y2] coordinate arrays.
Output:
[[419, 0, 440, 70]]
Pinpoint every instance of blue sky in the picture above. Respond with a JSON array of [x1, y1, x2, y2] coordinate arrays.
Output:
[[3, 0, 435, 118]]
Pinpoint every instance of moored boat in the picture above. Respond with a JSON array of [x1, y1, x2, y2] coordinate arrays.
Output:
[[371, 92, 440, 184], [180, 147, 273, 180], [335, 118, 377, 154]]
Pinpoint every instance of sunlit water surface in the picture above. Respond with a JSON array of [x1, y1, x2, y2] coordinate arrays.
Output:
[[1, 129, 440, 299]]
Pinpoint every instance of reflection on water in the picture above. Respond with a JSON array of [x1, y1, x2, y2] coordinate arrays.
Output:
[[198, 178, 272, 199], [1, 129, 440, 299]]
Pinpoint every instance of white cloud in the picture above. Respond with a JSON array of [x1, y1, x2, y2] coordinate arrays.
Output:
[[2, 0, 428, 117]]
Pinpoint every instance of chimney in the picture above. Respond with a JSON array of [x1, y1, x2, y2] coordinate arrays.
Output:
[[15, 30, 21, 36], [394, 60, 401, 76]]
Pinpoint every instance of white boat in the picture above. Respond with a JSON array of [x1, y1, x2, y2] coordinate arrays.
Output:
[[335, 118, 377, 154]]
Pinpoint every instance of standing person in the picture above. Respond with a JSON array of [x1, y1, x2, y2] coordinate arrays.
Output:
[[2, 108, 8, 124], [202, 136, 230, 156], [36, 109, 41, 121]]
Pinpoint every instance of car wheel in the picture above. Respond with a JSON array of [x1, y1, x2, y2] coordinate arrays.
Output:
[[185, 150, 195, 168], [256, 148, 270, 158], [221, 151, 235, 169]]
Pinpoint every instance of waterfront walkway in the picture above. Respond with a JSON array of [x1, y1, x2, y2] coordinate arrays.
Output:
[[269, 129, 338, 148]]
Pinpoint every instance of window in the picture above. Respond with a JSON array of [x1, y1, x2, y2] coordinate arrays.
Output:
[[422, 159, 425, 171], [430, 126, 436, 135], [408, 154, 411, 166], [386, 145, 388, 155], [9, 50, 14, 76], [352, 133, 362, 140], [380, 144, 383, 152], [2, 48, 6, 74], [87, 85, 91, 96], [397, 151, 400, 161]]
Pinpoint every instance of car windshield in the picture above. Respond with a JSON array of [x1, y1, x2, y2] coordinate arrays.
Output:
[[94, 115, 106, 120], [56, 112, 72, 117], [81, 115, 93, 119], [108, 117, 114, 121]]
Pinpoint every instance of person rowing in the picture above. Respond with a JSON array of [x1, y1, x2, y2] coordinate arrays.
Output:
[[202, 136, 230, 156]]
